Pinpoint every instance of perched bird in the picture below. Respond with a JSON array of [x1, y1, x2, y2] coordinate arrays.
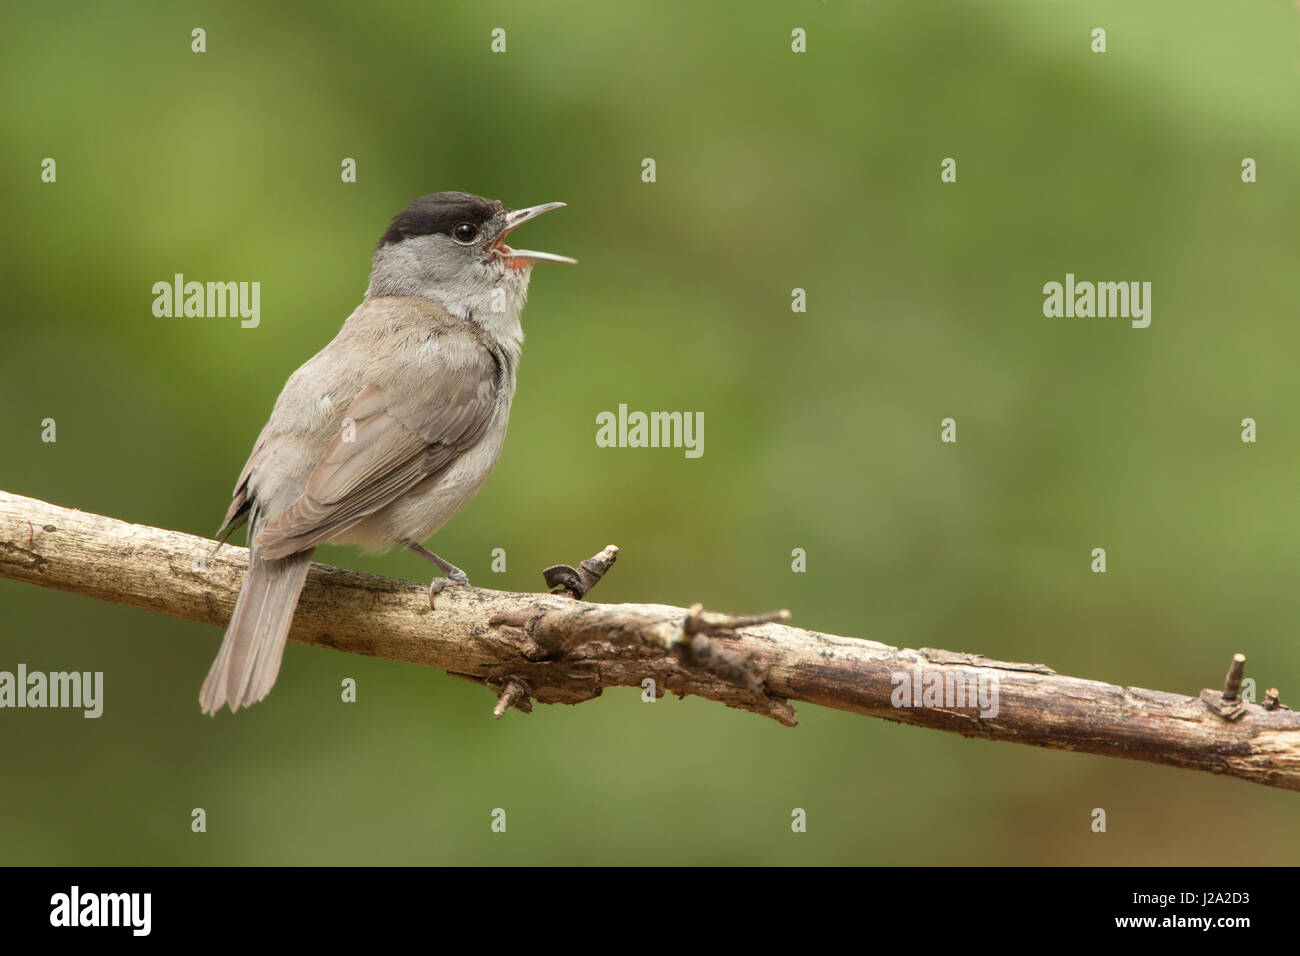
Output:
[[200, 192, 575, 714]]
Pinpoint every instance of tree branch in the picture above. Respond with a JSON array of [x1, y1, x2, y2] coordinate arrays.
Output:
[[2, 489, 1299, 791]]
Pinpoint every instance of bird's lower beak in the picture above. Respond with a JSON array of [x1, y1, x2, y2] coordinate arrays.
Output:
[[494, 202, 577, 266]]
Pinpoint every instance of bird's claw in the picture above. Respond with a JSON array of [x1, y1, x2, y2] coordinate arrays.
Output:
[[428, 572, 469, 609]]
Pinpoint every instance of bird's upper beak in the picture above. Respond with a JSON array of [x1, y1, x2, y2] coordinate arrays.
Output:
[[494, 202, 577, 266]]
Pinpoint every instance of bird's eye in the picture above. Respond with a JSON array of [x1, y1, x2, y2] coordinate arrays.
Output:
[[451, 222, 480, 244]]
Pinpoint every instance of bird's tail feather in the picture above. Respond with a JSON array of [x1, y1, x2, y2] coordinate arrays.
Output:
[[200, 548, 314, 714]]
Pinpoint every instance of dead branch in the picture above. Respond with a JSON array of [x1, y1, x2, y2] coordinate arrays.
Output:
[[2, 489, 1298, 791]]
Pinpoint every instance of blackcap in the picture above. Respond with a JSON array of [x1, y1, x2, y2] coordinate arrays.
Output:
[[200, 191, 575, 714]]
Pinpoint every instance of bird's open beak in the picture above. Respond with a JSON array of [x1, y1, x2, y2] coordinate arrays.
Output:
[[494, 202, 577, 266]]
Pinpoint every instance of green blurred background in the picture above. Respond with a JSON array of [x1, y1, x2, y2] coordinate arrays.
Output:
[[3, 0, 1299, 864]]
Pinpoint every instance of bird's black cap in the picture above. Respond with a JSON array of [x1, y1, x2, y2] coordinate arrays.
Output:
[[378, 192, 505, 247]]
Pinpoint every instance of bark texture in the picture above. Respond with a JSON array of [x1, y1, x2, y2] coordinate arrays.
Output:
[[2, 489, 1298, 791]]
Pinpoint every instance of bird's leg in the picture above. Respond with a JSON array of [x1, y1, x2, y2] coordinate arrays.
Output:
[[405, 542, 470, 608]]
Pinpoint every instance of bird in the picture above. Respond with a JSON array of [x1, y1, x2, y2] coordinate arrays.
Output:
[[200, 191, 575, 714]]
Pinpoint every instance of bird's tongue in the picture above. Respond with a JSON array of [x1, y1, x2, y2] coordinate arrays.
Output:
[[496, 241, 530, 269]]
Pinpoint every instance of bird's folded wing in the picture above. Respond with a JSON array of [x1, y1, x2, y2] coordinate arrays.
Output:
[[216, 424, 268, 542], [253, 340, 500, 559]]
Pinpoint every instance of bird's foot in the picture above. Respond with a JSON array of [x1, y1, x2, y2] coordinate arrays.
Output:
[[405, 542, 469, 609], [427, 568, 469, 608]]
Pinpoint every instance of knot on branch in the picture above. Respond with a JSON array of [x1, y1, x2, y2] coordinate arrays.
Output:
[[472, 569, 797, 724], [491, 678, 532, 718], [542, 544, 618, 599], [676, 603, 790, 693], [1202, 653, 1289, 720]]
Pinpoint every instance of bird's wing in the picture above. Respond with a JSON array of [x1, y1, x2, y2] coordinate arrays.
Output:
[[252, 335, 501, 559], [216, 424, 269, 542]]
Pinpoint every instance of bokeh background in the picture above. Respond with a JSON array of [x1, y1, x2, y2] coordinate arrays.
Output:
[[3, 0, 1299, 864]]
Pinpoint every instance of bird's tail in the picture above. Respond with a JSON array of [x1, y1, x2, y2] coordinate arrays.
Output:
[[200, 547, 314, 714]]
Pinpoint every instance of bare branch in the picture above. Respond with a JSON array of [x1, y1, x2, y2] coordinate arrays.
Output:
[[2, 490, 1299, 790]]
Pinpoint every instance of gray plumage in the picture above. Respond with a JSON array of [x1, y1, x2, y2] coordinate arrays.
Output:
[[200, 193, 572, 714]]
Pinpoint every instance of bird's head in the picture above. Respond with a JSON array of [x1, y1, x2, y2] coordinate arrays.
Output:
[[367, 192, 575, 323]]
